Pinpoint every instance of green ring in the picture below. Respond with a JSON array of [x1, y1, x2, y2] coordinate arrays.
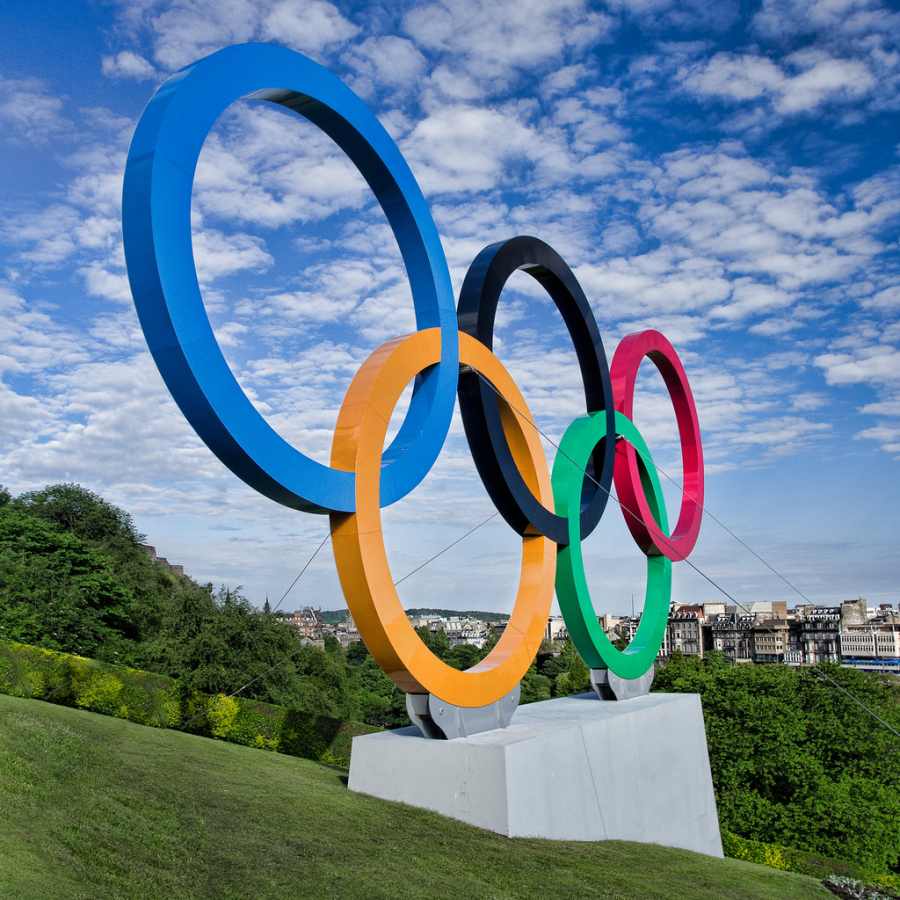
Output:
[[552, 411, 671, 679]]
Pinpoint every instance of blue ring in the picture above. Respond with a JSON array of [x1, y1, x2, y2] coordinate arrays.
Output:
[[122, 43, 458, 513]]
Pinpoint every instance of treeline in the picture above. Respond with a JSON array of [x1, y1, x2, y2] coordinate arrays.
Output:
[[654, 652, 900, 876], [0, 483, 597, 728], [0, 484, 388, 725]]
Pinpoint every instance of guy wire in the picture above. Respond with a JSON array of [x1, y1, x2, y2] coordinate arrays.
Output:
[[184, 530, 330, 728], [186, 497, 500, 725], [473, 370, 900, 740], [184, 372, 898, 740]]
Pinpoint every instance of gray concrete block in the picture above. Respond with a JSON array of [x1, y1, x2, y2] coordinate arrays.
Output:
[[349, 692, 723, 857]]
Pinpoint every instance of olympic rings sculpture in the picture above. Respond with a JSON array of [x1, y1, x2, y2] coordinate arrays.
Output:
[[123, 43, 704, 710]]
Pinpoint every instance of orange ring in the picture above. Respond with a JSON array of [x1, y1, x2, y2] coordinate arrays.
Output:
[[330, 328, 556, 707]]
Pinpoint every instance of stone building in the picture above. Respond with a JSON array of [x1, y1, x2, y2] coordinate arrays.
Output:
[[286, 607, 322, 640]]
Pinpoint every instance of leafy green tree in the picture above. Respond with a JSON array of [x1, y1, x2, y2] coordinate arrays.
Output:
[[539, 654, 569, 679], [445, 643, 482, 671], [567, 653, 591, 693], [654, 657, 900, 873], [431, 626, 451, 660], [520, 661, 552, 703], [13, 483, 143, 547], [353, 656, 410, 728], [345, 639, 371, 666], [0, 506, 140, 660]]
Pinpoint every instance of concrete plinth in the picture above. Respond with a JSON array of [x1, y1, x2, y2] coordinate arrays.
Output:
[[349, 692, 723, 857]]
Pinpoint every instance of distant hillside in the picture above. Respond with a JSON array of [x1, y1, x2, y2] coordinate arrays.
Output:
[[319, 608, 510, 626], [0, 693, 834, 900], [405, 607, 511, 622]]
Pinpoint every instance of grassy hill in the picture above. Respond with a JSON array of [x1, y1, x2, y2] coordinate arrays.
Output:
[[0, 693, 833, 900]]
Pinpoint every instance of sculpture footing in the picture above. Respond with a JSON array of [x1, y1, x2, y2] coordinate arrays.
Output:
[[349, 691, 723, 857], [589, 666, 654, 700], [406, 685, 520, 740]]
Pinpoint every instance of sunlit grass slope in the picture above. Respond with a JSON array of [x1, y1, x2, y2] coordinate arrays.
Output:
[[0, 693, 832, 900]]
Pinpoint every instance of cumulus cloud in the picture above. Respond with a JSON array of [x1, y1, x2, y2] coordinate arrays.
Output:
[[403, 0, 613, 92], [402, 105, 567, 194], [680, 50, 875, 114], [814, 345, 900, 385], [192, 104, 369, 228], [0, 75, 73, 146], [101, 51, 157, 80], [112, 0, 359, 72]]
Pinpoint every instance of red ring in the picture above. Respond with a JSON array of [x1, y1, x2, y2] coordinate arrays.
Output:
[[610, 330, 704, 560]]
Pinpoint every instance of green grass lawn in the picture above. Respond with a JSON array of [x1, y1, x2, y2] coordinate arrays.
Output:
[[0, 693, 833, 900]]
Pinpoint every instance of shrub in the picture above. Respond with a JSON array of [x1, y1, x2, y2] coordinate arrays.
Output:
[[0, 639, 380, 768]]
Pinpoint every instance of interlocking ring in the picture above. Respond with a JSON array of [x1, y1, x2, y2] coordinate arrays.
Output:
[[330, 329, 555, 707], [611, 330, 704, 560], [553, 411, 671, 679], [457, 236, 616, 546], [123, 42, 458, 514], [123, 43, 705, 707]]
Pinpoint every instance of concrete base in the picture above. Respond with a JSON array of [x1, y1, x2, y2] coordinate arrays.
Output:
[[349, 692, 723, 857]]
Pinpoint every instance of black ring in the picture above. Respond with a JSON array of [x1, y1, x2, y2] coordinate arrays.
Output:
[[457, 235, 615, 546]]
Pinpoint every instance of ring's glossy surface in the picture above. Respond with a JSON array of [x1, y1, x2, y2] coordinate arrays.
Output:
[[610, 330, 704, 560], [457, 236, 616, 545], [123, 42, 457, 514], [330, 329, 556, 707], [553, 411, 672, 678]]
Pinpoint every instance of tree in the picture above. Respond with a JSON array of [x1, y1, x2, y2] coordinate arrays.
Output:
[[13, 483, 143, 547], [345, 639, 370, 666], [445, 643, 481, 671], [567, 653, 591, 693], [481, 626, 499, 654], [0, 505, 140, 660], [520, 661, 552, 703], [353, 656, 410, 728], [653, 658, 900, 873]]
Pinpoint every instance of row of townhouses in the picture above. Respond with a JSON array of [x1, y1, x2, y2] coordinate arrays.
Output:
[[608, 598, 900, 673]]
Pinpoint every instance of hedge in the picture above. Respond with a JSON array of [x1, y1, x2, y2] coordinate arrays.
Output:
[[0, 639, 379, 766], [722, 831, 900, 893]]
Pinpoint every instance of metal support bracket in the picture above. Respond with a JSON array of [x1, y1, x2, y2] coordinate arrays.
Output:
[[406, 684, 521, 740], [590, 667, 654, 701]]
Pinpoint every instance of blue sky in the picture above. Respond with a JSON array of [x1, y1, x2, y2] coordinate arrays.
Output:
[[1, 0, 898, 617]]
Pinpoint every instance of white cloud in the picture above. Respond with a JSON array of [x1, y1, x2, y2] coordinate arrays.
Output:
[[192, 225, 274, 284], [101, 51, 157, 80], [342, 36, 427, 99], [192, 104, 369, 228], [751, 0, 897, 43], [260, 0, 359, 54], [402, 105, 565, 194], [0, 285, 89, 376], [117, 0, 358, 72], [0, 75, 73, 146], [2, 205, 81, 266], [680, 50, 875, 114], [856, 423, 900, 455], [814, 345, 900, 384], [403, 0, 613, 91]]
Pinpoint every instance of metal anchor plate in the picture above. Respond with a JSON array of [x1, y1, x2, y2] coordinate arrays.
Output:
[[406, 684, 521, 740], [589, 667, 654, 701]]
